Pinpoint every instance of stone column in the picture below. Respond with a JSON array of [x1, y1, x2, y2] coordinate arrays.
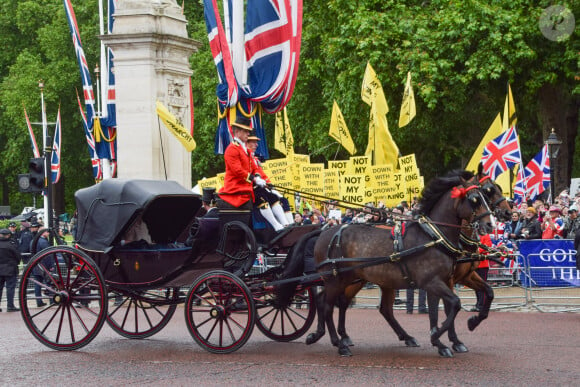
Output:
[[101, 0, 201, 188]]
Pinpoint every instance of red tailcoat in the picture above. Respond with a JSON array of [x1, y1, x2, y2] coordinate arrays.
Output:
[[219, 140, 257, 207]]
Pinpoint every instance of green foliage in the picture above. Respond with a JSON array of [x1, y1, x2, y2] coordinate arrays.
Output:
[[1, 0, 578, 213]]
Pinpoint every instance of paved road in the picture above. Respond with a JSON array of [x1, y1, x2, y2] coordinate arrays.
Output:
[[0, 307, 578, 386]]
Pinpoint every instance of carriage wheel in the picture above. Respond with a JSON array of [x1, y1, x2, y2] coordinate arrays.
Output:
[[185, 270, 255, 354], [255, 286, 316, 342], [106, 287, 178, 339], [19, 246, 108, 351]]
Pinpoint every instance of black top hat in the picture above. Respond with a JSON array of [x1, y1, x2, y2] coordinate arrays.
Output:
[[202, 187, 216, 204], [247, 129, 260, 141], [231, 116, 252, 131], [30, 222, 41, 228]]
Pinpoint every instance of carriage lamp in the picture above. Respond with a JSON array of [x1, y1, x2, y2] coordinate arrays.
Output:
[[545, 128, 562, 204]]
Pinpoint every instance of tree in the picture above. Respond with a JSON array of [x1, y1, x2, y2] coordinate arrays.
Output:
[[0, 0, 578, 214]]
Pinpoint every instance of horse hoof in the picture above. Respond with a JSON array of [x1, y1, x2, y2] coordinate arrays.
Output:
[[452, 343, 469, 353], [467, 316, 480, 331], [339, 346, 352, 357], [438, 347, 454, 358], [405, 338, 420, 347], [342, 336, 354, 347], [306, 333, 320, 345]]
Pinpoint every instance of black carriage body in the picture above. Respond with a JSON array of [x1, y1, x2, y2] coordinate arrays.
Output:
[[74, 179, 217, 287]]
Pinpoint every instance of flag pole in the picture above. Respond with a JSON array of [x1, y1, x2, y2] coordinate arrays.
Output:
[[39, 81, 49, 224]]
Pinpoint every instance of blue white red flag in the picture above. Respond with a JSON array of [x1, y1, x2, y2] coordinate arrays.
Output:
[[203, 0, 238, 107], [63, 0, 96, 127], [203, 0, 302, 157], [481, 126, 522, 180], [51, 108, 62, 184], [23, 106, 40, 158], [524, 145, 550, 201], [76, 90, 102, 181], [101, 0, 116, 128], [243, 0, 303, 112]]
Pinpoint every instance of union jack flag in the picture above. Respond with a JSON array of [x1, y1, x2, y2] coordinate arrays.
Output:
[[524, 145, 550, 201], [51, 108, 62, 184], [101, 0, 116, 128], [76, 91, 102, 181], [204, 0, 238, 107], [481, 126, 522, 180], [23, 106, 40, 158], [204, 0, 302, 157], [63, 0, 95, 125]]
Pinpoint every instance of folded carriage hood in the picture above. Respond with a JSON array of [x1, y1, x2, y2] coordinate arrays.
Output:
[[74, 179, 201, 252]]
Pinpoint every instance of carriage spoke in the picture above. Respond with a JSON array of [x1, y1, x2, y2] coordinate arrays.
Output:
[[267, 309, 281, 332], [282, 309, 300, 332], [204, 318, 219, 342]]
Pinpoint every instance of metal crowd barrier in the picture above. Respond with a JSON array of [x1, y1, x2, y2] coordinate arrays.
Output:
[[522, 251, 580, 313], [5, 246, 579, 314]]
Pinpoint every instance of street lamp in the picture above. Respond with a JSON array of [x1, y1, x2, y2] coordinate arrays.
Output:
[[545, 128, 562, 204]]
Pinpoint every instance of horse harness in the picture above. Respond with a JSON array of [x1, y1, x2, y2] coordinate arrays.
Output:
[[316, 214, 475, 288]]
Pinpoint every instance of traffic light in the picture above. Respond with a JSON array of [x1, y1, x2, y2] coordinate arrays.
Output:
[[28, 157, 45, 193]]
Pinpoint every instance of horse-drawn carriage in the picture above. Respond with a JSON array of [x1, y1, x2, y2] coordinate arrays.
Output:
[[18, 179, 319, 353], [19, 169, 510, 357]]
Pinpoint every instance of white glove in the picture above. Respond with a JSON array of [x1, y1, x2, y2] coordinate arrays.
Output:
[[270, 189, 283, 198], [254, 176, 267, 188]]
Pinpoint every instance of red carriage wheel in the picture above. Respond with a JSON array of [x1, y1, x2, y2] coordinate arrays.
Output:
[[106, 287, 178, 339], [19, 246, 108, 351], [254, 285, 315, 342], [185, 270, 255, 354]]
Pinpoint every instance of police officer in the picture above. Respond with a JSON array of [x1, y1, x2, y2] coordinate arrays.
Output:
[[7, 222, 19, 246], [0, 228, 21, 312]]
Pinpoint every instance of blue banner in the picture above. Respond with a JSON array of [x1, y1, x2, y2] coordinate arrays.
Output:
[[518, 239, 579, 287]]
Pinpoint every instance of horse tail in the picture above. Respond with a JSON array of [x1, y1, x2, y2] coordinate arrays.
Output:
[[275, 229, 323, 306]]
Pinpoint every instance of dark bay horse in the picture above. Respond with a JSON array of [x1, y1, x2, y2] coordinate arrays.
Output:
[[426, 166, 513, 354], [306, 170, 493, 357], [294, 168, 510, 356]]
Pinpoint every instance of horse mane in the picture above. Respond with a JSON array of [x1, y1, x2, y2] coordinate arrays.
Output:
[[419, 169, 475, 215]]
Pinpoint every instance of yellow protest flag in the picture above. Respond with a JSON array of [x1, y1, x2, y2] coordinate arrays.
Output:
[[398, 72, 416, 128], [274, 108, 295, 156], [499, 84, 518, 197], [465, 113, 503, 173], [361, 62, 389, 116], [365, 102, 400, 167], [329, 101, 356, 155], [155, 101, 196, 152], [502, 83, 517, 130], [283, 108, 295, 157], [361, 62, 398, 166], [274, 111, 287, 155]]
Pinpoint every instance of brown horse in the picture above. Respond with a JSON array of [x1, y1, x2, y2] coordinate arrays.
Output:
[[298, 167, 510, 356], [306, 170, 493, 357], [426, 165, 513, 353]]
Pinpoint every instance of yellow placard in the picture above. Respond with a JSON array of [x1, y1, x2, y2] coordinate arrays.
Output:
[[197, 177, 220, 193], [301, 163, 324, 195], [339, 174, 366, 206], [323, 169, 340, 199]]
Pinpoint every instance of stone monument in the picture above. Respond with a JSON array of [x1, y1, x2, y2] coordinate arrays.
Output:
[[101, 0, 200, 188]]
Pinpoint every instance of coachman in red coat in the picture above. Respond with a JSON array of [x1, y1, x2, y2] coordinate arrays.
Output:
[[219, 117, 258, 208]]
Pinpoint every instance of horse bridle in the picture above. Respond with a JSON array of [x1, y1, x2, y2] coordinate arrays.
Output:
[[478, 175, 508, 219]]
